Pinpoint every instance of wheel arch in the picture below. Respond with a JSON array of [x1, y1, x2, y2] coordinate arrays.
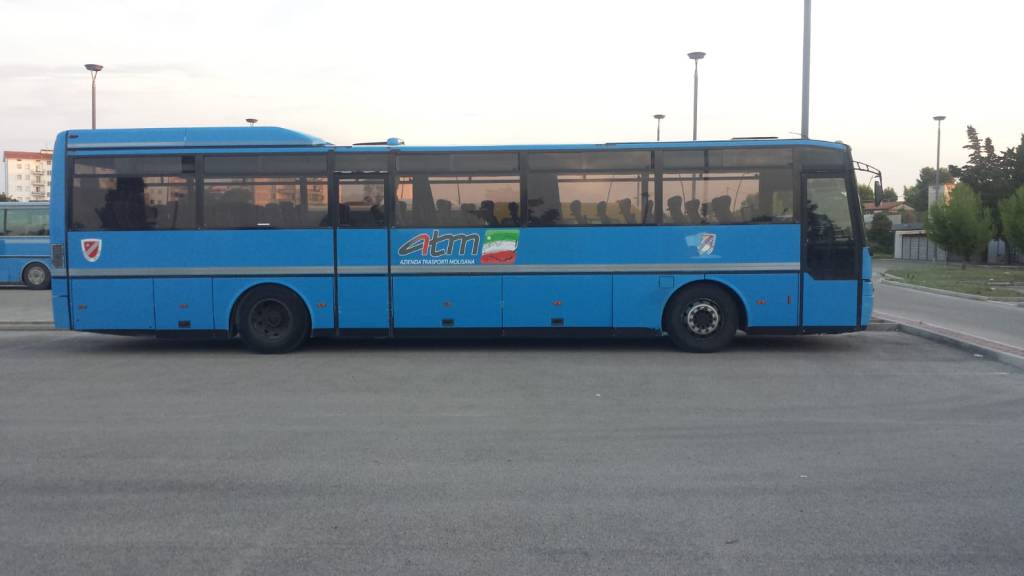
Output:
[[661, 279, 748, 333], [228, 282, 314, 337]]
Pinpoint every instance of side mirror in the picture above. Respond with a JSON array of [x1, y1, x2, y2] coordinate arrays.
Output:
[[873, 181, 883, 207]]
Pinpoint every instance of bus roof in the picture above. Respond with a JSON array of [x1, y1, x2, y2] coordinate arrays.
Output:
[[61, 126, 848, 153], [65, 127, 331, 150]]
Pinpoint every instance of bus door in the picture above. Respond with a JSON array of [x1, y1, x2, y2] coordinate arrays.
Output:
[[801, 172, 861, 328], [334, 172, 389, 333]]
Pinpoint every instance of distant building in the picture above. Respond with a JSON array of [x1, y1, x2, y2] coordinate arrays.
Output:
[[2, 150, 54, 201], [893, 224, 949, 262], [863, 201, 915, 226], [928, 181, 956, 209]]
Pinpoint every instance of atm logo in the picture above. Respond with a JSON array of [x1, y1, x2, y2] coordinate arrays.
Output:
[[397, 229, 520, 265], [81, 239, 102, 263], [399, 230, 481, 258]]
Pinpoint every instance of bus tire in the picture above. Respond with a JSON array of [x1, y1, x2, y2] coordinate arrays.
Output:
[[665, 283, 739, 353], [22, 262, 51, 290], [236, 286, 309, 354]]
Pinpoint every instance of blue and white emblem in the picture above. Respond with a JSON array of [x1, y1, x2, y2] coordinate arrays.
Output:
[[697, 233, 716, 256]]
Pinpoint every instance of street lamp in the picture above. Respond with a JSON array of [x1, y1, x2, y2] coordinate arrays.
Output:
[[653, 114, 665, 141], [687, 52, 705, 141], [801, 0, 811, 138], [933, 115, 946, 189], [246, 118, 258, 127], [84, 64, 103, 129]]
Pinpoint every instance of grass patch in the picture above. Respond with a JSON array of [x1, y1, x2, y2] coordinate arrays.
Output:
[[887, 264, 1024, 298]]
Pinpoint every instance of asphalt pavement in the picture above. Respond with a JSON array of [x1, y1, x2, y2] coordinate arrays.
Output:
[[0, 287, 51, 323], [872, 262, 1024, 351], [1, 328, 1022, 576]]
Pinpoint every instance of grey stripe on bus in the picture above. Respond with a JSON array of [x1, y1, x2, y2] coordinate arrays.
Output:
[[391, 263, 800, 274], [65, 266, 336, 277], [60, 262, 798, 278]]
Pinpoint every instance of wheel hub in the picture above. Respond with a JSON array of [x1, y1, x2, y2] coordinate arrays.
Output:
[[251, 299, 291, 339], [26, 267, 45, 285], [685, 300, 721, 336]]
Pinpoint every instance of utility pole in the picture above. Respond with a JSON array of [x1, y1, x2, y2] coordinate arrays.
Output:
[[687, 52, 706, 141], [801, 0, 811, 139], [933, 115, 945, 188]]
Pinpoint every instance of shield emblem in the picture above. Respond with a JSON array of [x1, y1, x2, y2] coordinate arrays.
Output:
[[81, 239, 102, 263], [697, 233, 716, 256]]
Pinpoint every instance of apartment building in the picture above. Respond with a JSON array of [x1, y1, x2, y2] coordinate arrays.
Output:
[[2, 150, 54, 201]]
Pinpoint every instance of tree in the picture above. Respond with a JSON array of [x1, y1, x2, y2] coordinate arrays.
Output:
[[925, 183, 993, 268], [897, 207, 918, 224], [953, 126, 1014, 223], [857, 184, 898, 206], [0, 193, 16, 202], [857, 184, 874, 205], [867, 212, 894, 255], [903, 166, 954, 212], [1005, 134, 1024, 192], [1000, 186, 1024, 255]]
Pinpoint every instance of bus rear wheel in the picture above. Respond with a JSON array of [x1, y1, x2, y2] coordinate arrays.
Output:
[[236, 286, 309, 354], [22, 263, 50, 290], [666, 284, 739, 353]]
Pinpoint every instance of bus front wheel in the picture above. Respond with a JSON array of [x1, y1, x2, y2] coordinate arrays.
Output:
[[665, 284, 738, 353], [236, 286, 309, 354], [22, 263, 50, 290]]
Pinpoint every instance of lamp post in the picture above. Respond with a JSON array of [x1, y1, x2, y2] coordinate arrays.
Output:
[[84, 64, 103, 129], [687, 52, 705, 141], [246, 118, 258, 127], [801, 0, 811, 138], [933, 115, 946, 189], [653, 114, 665, 141]]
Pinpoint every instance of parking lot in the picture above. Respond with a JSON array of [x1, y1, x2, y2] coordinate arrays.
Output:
[[1, 322, 1022, 576]]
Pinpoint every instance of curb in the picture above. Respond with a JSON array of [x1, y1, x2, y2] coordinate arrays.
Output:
[[866, 320, 898, 332], [879, 274, 1024, 303], [0, 322, 56, 331], [873, 313, 1024, 371]]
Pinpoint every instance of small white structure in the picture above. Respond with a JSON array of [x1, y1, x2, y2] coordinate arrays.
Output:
[[894, 228, 948, 261]]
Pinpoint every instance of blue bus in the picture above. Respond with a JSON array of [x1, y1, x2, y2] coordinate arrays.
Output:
[[1, 202, 52, 289], [48, 127, 875, 353]]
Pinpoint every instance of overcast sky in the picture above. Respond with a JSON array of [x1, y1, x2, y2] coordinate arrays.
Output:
[[1, 0, 1021, 193]]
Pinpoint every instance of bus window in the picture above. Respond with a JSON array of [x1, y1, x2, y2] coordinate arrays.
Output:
[[204, 176, 327, 229], [799, 147, 847, 170], [4, 209, 49, 236], [805, 176, 856, 278], [525, 151, 652, 226], [206, 154, 326, 175], [395, 175, 520, 228], [527, 173, 652, 226], [528, 151, 650, 171], [72, 156, 196, 231], [339, 177, 386, 228], [660, 169, 794, 225], [334, 154, 388, 172], [709, 148, 793, 169]]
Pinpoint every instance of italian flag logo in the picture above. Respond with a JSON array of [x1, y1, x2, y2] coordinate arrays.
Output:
[[481, 229, 520, 264]]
